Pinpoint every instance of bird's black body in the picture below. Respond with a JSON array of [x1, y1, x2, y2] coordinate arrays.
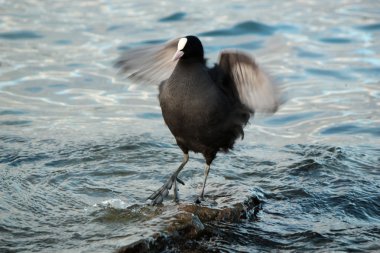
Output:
[[159, 58, 250, 165], [115, 35, 279, 205]]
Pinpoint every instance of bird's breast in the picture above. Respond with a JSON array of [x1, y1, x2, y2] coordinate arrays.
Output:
[[159, 69, 231, 142]]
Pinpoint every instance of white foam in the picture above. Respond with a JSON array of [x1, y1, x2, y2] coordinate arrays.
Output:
[[94, 198, 130, 209]]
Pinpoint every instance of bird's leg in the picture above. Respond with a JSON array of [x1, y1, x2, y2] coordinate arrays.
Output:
[[196, 163, 211, 203], [147, 153, 189, 205], [173, 177, 179, 203]]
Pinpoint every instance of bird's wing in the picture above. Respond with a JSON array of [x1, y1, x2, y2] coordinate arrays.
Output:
[[115, 38, 179, 84], [218, 50, 280, 113]]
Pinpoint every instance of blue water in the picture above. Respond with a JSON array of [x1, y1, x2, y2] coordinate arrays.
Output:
[[1, 1, 379, 252]]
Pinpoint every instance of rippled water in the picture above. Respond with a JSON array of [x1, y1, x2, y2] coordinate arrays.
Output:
[[1, 0, 379, 252]]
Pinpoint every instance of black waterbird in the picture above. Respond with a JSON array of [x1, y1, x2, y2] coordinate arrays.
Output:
[[115, 35, 280, 205]]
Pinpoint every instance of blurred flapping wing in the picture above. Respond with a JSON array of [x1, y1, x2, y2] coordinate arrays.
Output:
[[115, 38, 179, 84], [218, 50, 280, 113]]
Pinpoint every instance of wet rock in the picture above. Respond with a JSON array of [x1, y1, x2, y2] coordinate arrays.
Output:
[[117, 195, 262, 253]]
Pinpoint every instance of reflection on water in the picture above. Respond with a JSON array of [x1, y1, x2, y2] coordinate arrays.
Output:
[[1, 0, 379, 252]]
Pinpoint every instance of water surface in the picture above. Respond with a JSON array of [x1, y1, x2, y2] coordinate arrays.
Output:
[[1, 0, 379, 252]]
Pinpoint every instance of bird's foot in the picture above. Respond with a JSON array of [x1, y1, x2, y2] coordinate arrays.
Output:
[[147, 175, 185, 205]]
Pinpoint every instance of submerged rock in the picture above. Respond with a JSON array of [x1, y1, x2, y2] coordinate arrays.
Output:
[[117, 195, 262, 253]]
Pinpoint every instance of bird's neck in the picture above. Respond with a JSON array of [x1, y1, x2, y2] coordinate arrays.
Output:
[[178, 57, 206, 65]]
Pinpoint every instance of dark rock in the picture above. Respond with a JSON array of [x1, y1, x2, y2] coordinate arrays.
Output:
[[117, 195, 262, 253]]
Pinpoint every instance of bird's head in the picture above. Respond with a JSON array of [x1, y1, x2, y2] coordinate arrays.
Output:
[[172, 35, 204, 62]]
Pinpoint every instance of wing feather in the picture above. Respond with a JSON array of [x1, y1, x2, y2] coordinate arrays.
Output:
[[218, 50, 280, 113], [115, 38, 179, 84]]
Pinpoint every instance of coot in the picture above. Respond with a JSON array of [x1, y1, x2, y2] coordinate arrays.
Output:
[[115, 35, 279, 205]]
